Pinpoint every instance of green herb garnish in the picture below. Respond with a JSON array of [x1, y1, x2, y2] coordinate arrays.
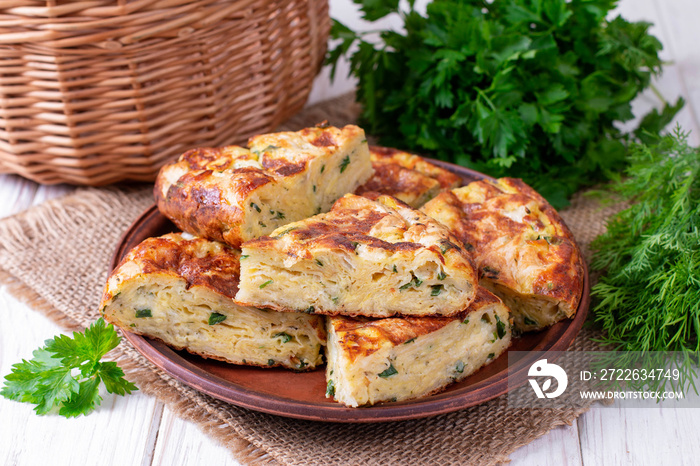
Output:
[[495, 315, 506, 339], [240, 255, 249, 260], [315, 259, 323, 267], [327, 0, 682, 208], [437, 271, 446, 280], [404, 337, 416, 345], [277, 227, 297, 236], [267, 359, 275, 366], [0, 318, 137, 417], [430, 285, 443, 297], [304, 306, 315, 314], [135, 309, 152, 318], [378, 363, 398, 378], [439, 241, 457, 255], [455, 361, 465, 374], [259, 280, 273, 289], [273, 332, 292, 343], [590, 129, 700, 393], [392, 265, 398, 273], [320, 164, 325, 174], [399, 274, 422, 291], [339, 155, 351, 173], [208, 312, 227, 325], [250, 202, 261, 213], [326, 379, 335, 397], [523, 317, 538, 327]]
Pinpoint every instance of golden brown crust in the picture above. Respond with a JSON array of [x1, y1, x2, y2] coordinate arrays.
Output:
[[102, 233, 241, 303], [367, 147, 461, 189], [154, 147, 270, 246], [236, 193, 479, 318], [155, 124, 372, 248], [328, 288, 501, 362], [244, 194, 428, 259], [355, 147, 462, 207], [421, 177, 584, 319]]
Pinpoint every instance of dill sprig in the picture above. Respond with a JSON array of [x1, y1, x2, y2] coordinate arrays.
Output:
[[590, 127, 700, 394]]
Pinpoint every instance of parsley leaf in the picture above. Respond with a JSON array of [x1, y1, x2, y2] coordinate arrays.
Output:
[[1, 318, 137, 417], [378, 363, 398, 378], [328, 0, 682, 208], [339, 155, 351, 173]]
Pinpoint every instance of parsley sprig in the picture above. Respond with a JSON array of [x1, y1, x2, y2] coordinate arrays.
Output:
[[1, 318, 137, 417], [328, 0, 683, 207], [590, 128, 699, 393]]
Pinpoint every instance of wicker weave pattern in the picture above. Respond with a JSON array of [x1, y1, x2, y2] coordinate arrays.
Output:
[[0, 0, 329, 185]]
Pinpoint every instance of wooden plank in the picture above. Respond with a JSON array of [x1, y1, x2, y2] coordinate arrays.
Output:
[[0, 179, 160, 465], [151, 406, 242, 466], [509, 422, 583, 466], [578, 405, 700, 466], [0, 290, 161, 466], [613, 0, 700, 144], [652, 0, 700, 134], [0, 175, 38, 219]]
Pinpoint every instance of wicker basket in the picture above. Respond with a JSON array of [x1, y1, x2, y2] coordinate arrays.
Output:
[[0, 0, 329, 185]]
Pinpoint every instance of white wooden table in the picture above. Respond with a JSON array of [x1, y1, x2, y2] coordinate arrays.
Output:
[[2, 1, 699, 464]]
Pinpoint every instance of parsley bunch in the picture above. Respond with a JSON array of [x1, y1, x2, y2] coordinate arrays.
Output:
[[1, 318, 137, 417], [328, 0, 683, 207], [590, 128, 699, 391]]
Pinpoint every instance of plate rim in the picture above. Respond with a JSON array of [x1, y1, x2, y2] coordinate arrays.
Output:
[[112, 159, 590, 423]]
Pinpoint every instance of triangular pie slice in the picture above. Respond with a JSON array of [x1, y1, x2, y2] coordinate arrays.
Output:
[[155, 124, 373, 247], [421, 177, 584, 332], [355, 146, 462, 208], [236, 193, 478, 318], [100, 232, 326, 370], [325, 287, 512, 407]]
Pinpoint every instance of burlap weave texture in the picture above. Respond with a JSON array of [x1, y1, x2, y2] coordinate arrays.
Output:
[[0, 94, 612, 466]]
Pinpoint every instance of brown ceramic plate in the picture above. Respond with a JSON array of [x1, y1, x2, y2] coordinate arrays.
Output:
[[112, 159, 589, 423]]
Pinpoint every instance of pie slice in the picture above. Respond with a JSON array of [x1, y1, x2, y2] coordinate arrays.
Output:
[[421, 177, 584, 332], [100, 233, 326, 370], [325, 287, 512, 407], [236, 193, 479, 318], [155, 124, 373, 247], [355, 146, 462, 208]]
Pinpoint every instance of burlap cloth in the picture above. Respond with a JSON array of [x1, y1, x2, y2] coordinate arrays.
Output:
[[0, 94, 620, 465]]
